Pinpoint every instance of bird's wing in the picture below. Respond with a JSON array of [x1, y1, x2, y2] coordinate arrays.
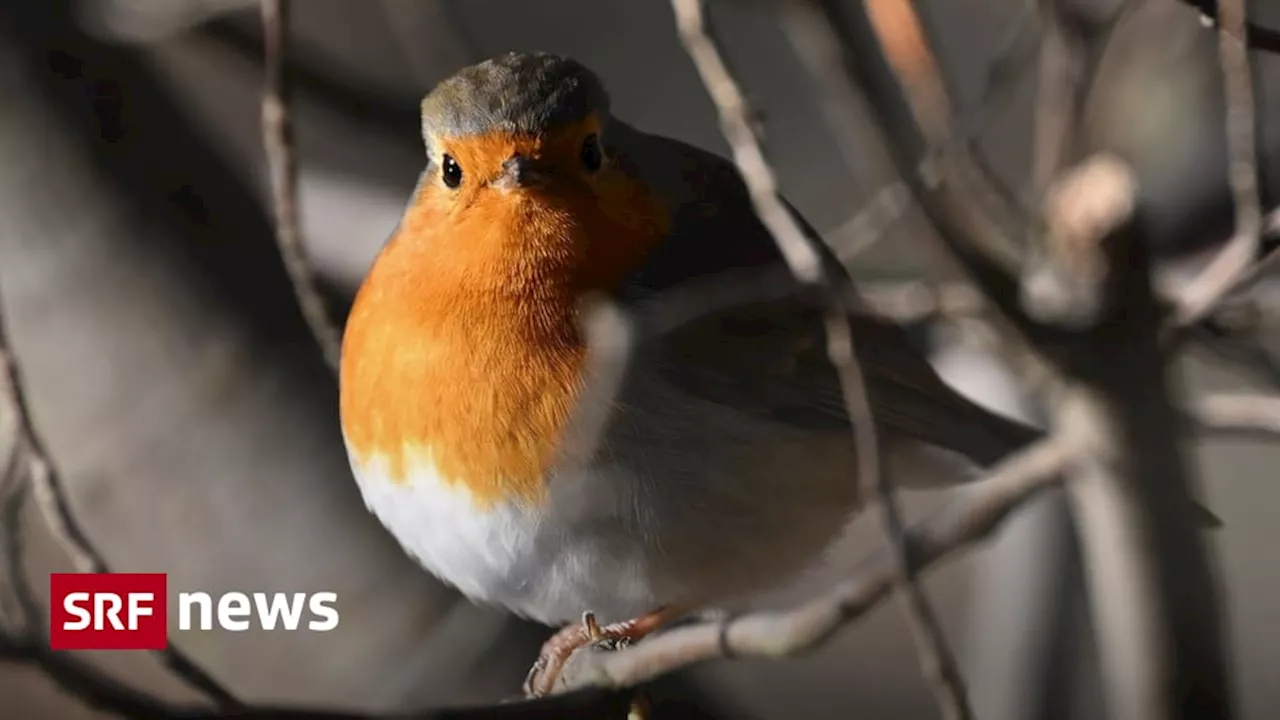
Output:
[[608, 123, 1040, 468]]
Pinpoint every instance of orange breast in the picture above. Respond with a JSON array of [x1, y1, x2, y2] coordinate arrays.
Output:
[[339, 133, 668, 509]]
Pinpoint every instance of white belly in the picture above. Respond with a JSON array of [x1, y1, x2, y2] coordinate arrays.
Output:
[[344, 349, 874, 627], [347, 448, 665, 625]]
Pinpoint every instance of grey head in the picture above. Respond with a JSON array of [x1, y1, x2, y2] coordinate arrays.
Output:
[[420, 52, 611, 147]]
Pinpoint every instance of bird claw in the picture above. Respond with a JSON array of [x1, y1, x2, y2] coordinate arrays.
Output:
[[522, 610, 667, 698]]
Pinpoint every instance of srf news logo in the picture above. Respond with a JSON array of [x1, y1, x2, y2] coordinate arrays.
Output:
[[49, 573, 339, 651]]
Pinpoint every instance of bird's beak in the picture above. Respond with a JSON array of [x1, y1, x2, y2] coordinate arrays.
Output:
[[493, 155, 550, 190]]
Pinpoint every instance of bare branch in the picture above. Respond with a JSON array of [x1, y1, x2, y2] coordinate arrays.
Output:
[[786, 3, 1235, 718], [671, 1, 973, 715], [1056, 219, 1235, 719], [793, 0, 1068, 406], [1191, 393, 1280, 437], [1017, 0, 1097, 327], [857, 280, 987, 324], [1178, 210, 1280, 330], [260, 0, 344, 371], [1174, 0, 1263, 326], [669, 0, 824, 285], [861, 0, 1026, 273], [1176, 0, 1280, 54], [0, 288, 243, 710], [821, 181, 913, 262], [554, 436, 1074, 692], [832, 311, 976, 720]]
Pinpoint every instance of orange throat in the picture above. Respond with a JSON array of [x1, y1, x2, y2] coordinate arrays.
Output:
[[339, 144, 667, 508], [340, 247, 586, 508]]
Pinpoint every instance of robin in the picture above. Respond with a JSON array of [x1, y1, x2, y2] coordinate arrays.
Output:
[[338, 51, 1055, 696]]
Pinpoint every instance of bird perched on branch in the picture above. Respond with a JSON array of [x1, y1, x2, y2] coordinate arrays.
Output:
[[339, 51, 1045, 696]]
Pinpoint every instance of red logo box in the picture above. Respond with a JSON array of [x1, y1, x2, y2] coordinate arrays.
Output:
[[49, 573, 168, 650]]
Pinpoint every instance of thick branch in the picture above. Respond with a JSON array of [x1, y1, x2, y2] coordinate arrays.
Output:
[[1057, 219, 1235, 719]]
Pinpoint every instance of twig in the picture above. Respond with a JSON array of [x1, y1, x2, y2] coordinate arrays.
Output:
[[1030, 0, 1087, 196], [0, 461, 37, 635], [0, 630, 632, 720], [0, 451, 42, 639], [858, 280, 987, 324], [967, 0, 1043, 145], [795, 2, 1236, 718], [1191, 393, 1280, 436], [1174, 0, 1262, 326], [1178, 211, 1280, 329], [260, 0, 344, 371], [821, 182, 913, 262], [826, 311, 974, 720], [1186, 320, 1280, 390], [807, 0, 1043, 254], [0, 284, 244, 709], [808, 0, 1038, 334], [1017, 1, 1134, 330], [669, 0, 824, 285], [555, 436, 1074, 692], [671, 1, 973, 716], [1176, 0, 1280, 54]]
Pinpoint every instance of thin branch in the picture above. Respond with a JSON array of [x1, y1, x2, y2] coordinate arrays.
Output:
[[1186, 321, 1280, 390], [1174, 0, 1263, 326], [793, 3, 1235, 718], [862, 0, 1027, 274], [857, 280, 987, 324], [260, 0, 344, 371], [827, 311, 974, 720], [671, 2, 972, 716], [669, 0, 824, 285], [1191, 393, 1280, 436], [821, 181, 913, 262], [799, 0, 1042, 258], [555, 436, 1074, 692], [0, 290, 243, 709], [1176, 0, 1280, 54], [1016, 1, 1142, 330], [1030, 0, 1087, 195], [0, 464, 37, 636], [0, 630, 631, 720], [1177, 210, 1280, 329], [0, 454, 42, 640], [807, 0, 1038, 334]]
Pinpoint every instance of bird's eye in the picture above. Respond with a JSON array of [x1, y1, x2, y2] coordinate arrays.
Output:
[[441, 154, 463, 188], [580, 134, 602, 173]]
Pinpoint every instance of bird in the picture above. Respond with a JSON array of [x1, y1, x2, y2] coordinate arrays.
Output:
[[336, 51, 1105, 696]]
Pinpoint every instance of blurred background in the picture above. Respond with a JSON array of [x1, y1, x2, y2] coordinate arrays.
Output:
[[1, 0, 1278, 717]]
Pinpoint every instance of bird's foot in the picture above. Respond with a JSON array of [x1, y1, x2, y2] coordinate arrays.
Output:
[[523, 608, 670, 697]]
